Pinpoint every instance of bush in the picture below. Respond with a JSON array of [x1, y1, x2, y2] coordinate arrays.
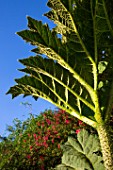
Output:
[[0, 109, 92, 169]]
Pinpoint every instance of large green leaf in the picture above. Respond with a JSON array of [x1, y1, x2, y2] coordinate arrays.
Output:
[[55, 129, 104, 170], [17, 16, 94, 92], [7, 0, 113, 126], [19, 56, 94, 111], [45, 0, 113, 119], [8, 56, 96, 127]]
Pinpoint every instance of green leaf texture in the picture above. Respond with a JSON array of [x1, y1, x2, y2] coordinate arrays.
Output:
[[55, 129, 104, 170], [7, 0, 113, 125]]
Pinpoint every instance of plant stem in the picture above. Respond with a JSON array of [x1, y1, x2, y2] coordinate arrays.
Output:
[[97, 124, 113, 170]]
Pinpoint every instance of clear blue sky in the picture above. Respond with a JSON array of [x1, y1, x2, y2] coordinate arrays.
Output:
[[0, 0, 56, 136]]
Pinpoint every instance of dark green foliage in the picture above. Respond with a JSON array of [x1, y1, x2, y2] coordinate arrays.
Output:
[[7, 0, 113, 128]]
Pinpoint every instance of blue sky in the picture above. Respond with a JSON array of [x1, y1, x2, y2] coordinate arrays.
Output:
[[0, 0, 56, 136]]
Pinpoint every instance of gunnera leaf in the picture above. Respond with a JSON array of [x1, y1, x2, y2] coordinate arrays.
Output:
[[55, 129, 104, 170]]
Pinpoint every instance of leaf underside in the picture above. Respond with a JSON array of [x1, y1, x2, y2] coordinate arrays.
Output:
[[7, 0, 113, 125]]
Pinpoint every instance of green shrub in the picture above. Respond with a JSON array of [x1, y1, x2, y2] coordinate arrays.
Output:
[[0, 109, 91, 169]]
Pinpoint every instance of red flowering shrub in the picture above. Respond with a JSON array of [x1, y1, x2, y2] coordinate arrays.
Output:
[[0, 109, 93, 169]]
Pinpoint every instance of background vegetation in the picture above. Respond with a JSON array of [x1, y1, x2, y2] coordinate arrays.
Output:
[[0, 109, 93, 170]]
